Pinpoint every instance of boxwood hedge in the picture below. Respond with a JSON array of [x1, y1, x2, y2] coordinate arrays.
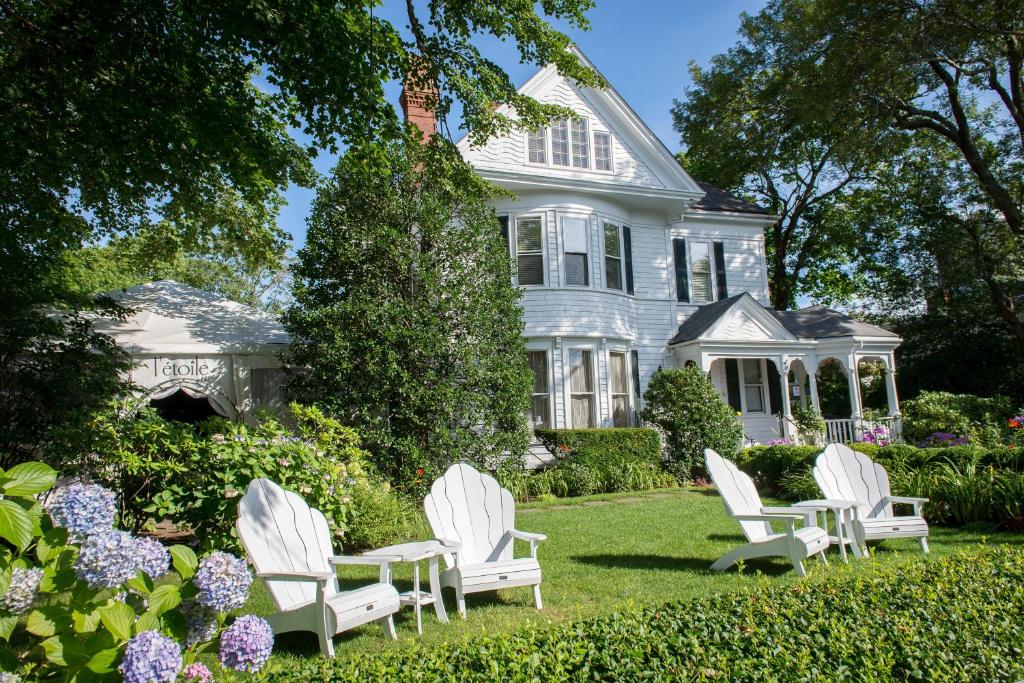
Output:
[[533, 428, 662, 469], [266, 546, 1024, 682]]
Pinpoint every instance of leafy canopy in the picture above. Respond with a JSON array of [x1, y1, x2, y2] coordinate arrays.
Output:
[[284, 138, 532, 487]]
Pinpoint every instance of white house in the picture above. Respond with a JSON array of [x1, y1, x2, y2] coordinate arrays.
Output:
[[437, 47, 903, 448]]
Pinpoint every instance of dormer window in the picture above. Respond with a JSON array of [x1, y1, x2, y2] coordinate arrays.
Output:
[[527, 117, 611, 172]]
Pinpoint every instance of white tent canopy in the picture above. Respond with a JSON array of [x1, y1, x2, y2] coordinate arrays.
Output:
[[92, 281, 290, 421]]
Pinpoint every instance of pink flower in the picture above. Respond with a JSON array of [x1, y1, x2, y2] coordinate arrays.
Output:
[[182, 663, 212, 683]]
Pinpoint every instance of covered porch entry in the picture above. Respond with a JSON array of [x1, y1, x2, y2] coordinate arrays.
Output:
[[667, 293, 903, 445]]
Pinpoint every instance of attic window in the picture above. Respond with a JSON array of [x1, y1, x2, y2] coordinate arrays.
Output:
[[551, 120, 570, 166], [594, 131, 612, 171], [528, 129, 547, 164], [570, 119, 590, 168]]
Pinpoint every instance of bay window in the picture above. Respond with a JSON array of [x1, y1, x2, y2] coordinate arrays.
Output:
[[604, 223, 623, 291], [527, 350, 551, 429], [515, 216, 545, 286], [569, 349, 596, 428], [562, 216, 589, 286], [609, 351, 630, 427]]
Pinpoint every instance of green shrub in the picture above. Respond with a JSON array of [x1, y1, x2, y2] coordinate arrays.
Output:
[[69, 402, 406, 553], [266, 546, 1024, 682], [641, 366, 743, 480], [558, 461, 601, 497], [733, 445, 820, 495], [902, 391, 1021, 446], [344, 481, 419, 550], [533, 428, 661, 469]]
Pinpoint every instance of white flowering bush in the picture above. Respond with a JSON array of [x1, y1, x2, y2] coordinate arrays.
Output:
[[0, 464, 275, 681]]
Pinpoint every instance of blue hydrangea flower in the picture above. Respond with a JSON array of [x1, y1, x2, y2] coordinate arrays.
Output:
[[119, 631, 182, 683], [46, 483, 117, 536], [1, 567, 42, 614], [194, 551, 251, 611], [180, 599, 219, 647], [219, 615, 274, 672], [135, 537, 171, 579], [75, 530, 142, 588]]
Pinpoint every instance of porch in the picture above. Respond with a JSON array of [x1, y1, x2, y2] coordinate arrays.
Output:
[[667, 293, 903, 446]]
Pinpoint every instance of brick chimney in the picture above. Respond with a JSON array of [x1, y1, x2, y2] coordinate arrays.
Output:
[[400, 62, 437, 140]]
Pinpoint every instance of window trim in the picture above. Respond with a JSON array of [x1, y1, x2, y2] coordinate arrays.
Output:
[[526, 128, 547, 165], [593, 130, 613, 172], [523, 116, 615, 174], [560, 214, 591, 288], [687, 239, 717, 304], [607, 348, 633, 427], [512, 214, 546, 288]]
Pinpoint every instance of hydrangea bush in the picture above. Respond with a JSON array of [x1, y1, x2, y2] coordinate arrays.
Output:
[[0, 464, 276, 681]]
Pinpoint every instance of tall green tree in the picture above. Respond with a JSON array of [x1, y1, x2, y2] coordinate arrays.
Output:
[[284, 138, 532, 485], [672, 10, 901, 309], [732, 0, 1024, 339], [1, 0, 599, 459]]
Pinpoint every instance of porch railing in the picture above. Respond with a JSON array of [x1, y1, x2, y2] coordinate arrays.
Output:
[[823, 416, 902, 445]]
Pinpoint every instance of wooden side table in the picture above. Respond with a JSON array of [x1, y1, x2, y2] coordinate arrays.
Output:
[[793, 499, 861, 561], [362, 539, 458, 635]]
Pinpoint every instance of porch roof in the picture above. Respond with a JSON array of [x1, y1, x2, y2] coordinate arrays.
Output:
[[668, 293, 899, 346]]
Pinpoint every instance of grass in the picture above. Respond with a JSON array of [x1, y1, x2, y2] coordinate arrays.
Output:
[[246, 486, 1021, 663]]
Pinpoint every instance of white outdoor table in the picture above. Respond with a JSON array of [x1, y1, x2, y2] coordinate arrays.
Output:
[[793, 499, 861, 562], [362, 539, 457, 635]]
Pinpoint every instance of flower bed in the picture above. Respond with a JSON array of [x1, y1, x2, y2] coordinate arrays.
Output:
[[265, 546, 1024, 682]]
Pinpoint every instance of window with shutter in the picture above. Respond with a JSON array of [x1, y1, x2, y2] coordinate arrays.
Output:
[[515, 216, 544, 286], [742, 359, 766, 414], [623, 226, 634, 295], [690, 242, 713, 303], [562, 216, 589, 286], [604, 223, 622, 291], [713, 241, 728, 299]]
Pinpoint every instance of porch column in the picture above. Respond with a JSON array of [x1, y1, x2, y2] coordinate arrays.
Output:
[[807, 358, 821, 413], [777, 358, 794, 440], [847, 357, 863, 420], [884, 366, 900, 417]]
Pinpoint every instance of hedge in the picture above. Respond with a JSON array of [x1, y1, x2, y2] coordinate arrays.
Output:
[[266, 546, 1024, 682], [534, 428, 661, 469]]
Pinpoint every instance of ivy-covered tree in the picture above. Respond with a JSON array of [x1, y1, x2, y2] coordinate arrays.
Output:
[[284, 138, 532, 486], [1, 0, 599, 460]]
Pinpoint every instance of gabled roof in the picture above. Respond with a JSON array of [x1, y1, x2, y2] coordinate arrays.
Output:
[[669, 295, 898, 346], [691, 181, 769, 215], [90, 281, 289, 354]]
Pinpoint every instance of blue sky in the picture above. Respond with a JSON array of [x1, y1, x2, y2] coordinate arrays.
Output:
[[279, 0, 767, 249]]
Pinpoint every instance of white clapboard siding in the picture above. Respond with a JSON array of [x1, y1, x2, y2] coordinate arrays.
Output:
[[705, 449, 830, 577], [424, 464, 545, 617], [813, 444, 930, 554], [237, 478, 401, 656]]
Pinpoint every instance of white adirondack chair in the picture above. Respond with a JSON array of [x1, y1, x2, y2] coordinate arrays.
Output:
[[424, 463, 546, 617], [705, 449, 830, 577], [814, 444, 929, 556], [237, 478, 402, 657]]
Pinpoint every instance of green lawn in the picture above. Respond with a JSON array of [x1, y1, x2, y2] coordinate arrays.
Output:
[[246, 487, 1021, 663]]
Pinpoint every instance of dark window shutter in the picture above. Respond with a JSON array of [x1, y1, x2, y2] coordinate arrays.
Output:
[[724, 359, 742, 412], [631, 350, 641, 423], [673, 239, 689, 303], [498, 215, 510, 251], [713, 241, 728, 300], [623, 226, 635, 295], [767, 361, 783, 414]]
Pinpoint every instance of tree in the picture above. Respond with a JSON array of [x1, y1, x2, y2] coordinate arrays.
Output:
[[672, 10, 901, 309], [737, 0, 1024, 339], [284, 138, 532, 486], [1, 0, 600, 459], [641, 366, 744, 480]]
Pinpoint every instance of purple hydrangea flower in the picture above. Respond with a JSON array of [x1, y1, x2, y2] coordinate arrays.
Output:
[[75, 530, 142, 588], [46, 483, 117, 536], [1, 567, 42, 614], [182, 663, 212, 683], [194, 551, 252, 611], [219, 615, 274, 672], [180, 599, 219, 647], [135, 537, 171, 579], [118, 631, 182, 683]]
